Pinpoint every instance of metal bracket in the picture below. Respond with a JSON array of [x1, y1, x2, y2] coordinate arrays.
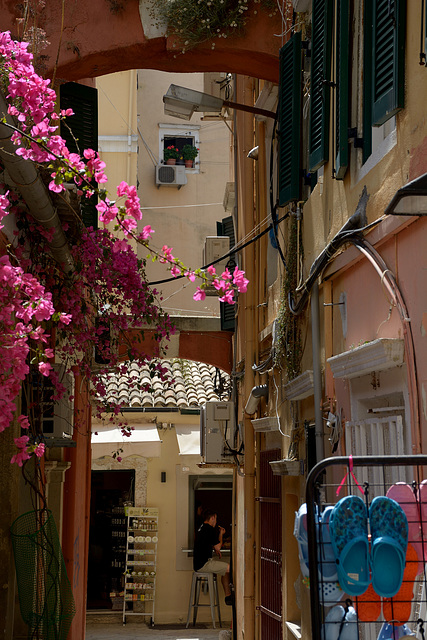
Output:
[[348, 127, 364, 149]]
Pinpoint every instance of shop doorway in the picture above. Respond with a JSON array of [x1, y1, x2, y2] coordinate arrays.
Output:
[[188, 475, 233, 551], [87, 469, 135, 610]]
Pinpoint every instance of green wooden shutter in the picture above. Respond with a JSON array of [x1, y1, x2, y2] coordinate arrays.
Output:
[[372, 0, 406, 126], [60, 82, 99, 229], [309, 0, 333, 172], [363, 0, 373, 163], [278, 32, 302, 206], [335, 0, 350, 179], [216, 216, 236, 331]]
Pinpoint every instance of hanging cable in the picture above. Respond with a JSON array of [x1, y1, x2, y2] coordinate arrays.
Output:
[[148, 212, 289, 286], [269, 100, 289, 271]]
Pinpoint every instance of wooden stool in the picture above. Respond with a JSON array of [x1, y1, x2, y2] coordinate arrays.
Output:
[[186, 571, 222, 629]]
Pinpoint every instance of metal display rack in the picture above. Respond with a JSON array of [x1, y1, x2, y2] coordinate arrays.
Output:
[[122, 507, 158, 626], [306, 455, 427, 640]]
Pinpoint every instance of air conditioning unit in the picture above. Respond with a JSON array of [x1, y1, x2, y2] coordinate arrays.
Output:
[[155, 164, 187, 188], [203, 236, 230, 295], [200, 401, 235, 463]]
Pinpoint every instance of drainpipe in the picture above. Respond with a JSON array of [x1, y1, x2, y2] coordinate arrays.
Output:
[[311, 281, 324, 462], [236, 75, 257, 640], [0, 91, 74, 272], [127, 70, 136, 185]]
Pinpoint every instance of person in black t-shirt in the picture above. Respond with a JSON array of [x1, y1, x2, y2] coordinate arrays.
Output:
[[193, 509, 232, 604]]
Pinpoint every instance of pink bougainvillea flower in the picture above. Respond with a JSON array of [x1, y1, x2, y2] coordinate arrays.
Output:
[[193, 287, 206, 302], [233, 266, 249, 293], [11, 449, 31, 466], [34, 442, 45, 458], [219, 289, 235, 304], [38, 361, 52, 377], [138, 225, 153, 241], [17, 415, 30, 429]]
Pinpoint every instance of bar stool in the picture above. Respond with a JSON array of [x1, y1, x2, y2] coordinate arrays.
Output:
[[186, 571, 222, 629]]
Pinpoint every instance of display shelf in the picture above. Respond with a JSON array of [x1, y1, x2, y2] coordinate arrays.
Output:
[[109, 505, 127, 606], [122, 507, 158, 627]]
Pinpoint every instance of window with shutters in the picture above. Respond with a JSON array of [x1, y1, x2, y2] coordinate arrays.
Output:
[[309, 0, 333, 172], [60, 82, 98, 229], [359, 0, 401, 173], [278, 32, 302, 206], [345, 416, 408, 496], [371, 0, 406, 127], [216, 216, 236, 331], [335, 0, 350, 179]]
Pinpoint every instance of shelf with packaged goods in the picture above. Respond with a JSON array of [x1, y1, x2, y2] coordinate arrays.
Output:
[[123, 507, 158, 626]]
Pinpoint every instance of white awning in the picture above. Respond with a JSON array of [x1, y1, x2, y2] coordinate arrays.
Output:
[[91, 425, 161, 458], [175, 424, 200, 456]]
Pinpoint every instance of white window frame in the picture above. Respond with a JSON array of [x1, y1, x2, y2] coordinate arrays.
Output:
[[159, 123, 200, 174]]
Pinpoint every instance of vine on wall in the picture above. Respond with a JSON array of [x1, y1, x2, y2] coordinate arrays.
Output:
[[149, 0, 285, 54], [274, 215, 304, 380]]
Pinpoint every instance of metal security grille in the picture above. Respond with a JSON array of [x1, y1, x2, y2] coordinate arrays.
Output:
[[306, 455, 427, 640], [157, 166, 175, 183], [258, 449, 282, 639]]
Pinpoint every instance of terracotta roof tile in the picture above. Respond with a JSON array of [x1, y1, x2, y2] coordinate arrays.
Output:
[[98, 359, 230, 409]]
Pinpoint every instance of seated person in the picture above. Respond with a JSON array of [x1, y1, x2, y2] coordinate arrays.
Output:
[[193, 508, 232, 605]]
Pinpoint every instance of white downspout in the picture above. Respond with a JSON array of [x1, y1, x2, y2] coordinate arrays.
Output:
[[0, 91, 74, 272], [311, 280, 324, 462]]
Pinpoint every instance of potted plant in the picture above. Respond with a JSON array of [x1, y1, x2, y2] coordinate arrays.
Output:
[[163, 145, 180, 165], [181, 144, 199, 168]]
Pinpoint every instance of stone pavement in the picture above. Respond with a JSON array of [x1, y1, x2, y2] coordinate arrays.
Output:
[[86, 621, 232, 640]]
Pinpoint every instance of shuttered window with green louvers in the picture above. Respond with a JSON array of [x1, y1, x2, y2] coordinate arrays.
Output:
[[216, 216, 236, 331], [278, 31, 302, 207], [335, 0, 350, 180], [371, 0, 406, 126], [363, 0, 373, 163], [60, 82, 99, 229], [309, 0, 333, 172]]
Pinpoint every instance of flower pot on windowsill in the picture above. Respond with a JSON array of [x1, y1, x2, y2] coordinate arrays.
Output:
[[184, 160, 194, 168], [166, 158, 176, 165]]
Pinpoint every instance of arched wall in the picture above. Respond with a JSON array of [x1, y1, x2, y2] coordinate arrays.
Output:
[[2, 0, 283, 82]]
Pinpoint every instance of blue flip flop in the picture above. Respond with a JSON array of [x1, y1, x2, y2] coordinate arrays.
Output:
[[319, 507, 340, 582], [329, 495, 370, 596], [339, 605, 358, 640], [321, 603, 358, 640], [294, 504, 344, 605], [321, 605, 346, 640], [377, 623, 415, 640], [293, 503, 310, 579], [369, 496, 408, 598]]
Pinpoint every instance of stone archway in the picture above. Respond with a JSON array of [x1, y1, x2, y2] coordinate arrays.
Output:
[[3, 1, 284, 83]]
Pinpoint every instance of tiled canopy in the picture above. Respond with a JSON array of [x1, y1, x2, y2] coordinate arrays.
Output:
[[101, 359, 230, 409]]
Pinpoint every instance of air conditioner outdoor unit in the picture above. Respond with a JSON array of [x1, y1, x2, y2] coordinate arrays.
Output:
[[156, 164, 187, 188], [200, 401, 235, 463], [203, 236, 230, 295]]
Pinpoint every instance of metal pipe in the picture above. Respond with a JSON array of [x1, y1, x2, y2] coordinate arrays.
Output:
[[311, 280, 324, 462], [0, 91, 74, 273]]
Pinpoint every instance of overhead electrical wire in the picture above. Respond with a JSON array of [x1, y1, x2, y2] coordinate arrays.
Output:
[[148, 212, 289, 286]]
